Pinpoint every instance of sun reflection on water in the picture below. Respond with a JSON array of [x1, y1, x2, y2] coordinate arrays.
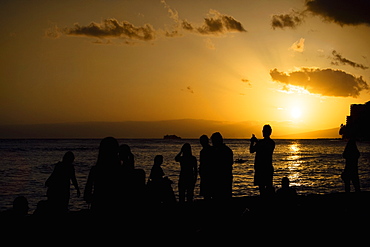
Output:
[[287, 143, 302, 187]]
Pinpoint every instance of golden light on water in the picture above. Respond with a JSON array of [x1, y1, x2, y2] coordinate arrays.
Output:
[[287, 143, 302, 187], [290, 143, 300, 153]]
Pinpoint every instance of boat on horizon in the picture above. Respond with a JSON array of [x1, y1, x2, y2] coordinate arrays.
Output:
[[163, 134, 182, 140]]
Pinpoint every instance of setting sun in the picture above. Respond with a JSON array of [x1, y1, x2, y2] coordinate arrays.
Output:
[[291, 107, 302, 119]]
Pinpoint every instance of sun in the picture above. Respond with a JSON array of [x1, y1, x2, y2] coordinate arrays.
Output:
[[291, 107, 302, 119]]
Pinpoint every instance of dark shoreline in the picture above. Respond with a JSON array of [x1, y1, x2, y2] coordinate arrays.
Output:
[[3, 192, 370, 242]]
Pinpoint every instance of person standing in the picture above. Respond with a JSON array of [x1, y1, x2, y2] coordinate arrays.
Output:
[[342, 137, 361, 193], [84, 137, 123, 213], [210, 132, 234, 200], [199, 135, 214, 200], [250, 125, 275, 197], [148, 155, 176, 204], [45, 151, 80, 213], [119, 144, 146, 207], [175, 143, 198, 203]]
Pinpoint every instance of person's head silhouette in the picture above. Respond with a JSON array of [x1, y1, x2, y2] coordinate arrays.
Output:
[[154, 155, 163, 166], [97, 137, 119, 166], [282, 177, 290, 188], [181, 143, 192, 156], [13, 196, 29, 216], [199, 135, 209, 147], [211, 132, 223, 147], [262, 124, 272, 138], [62, 151, 75, 164]]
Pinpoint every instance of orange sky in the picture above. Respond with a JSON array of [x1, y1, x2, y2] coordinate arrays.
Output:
[[0, 0, 369, 138]]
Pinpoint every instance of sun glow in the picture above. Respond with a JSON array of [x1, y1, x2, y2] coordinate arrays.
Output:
[[290, 107, 302, 119]]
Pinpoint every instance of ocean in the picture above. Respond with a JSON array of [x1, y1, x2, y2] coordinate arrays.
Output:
[[1, 138, 370, 213]]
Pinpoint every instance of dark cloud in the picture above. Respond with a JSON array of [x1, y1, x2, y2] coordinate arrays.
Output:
[[65, 18, 156, 41], [331, 50, 369, 69], [181, 20, 194, 31], [46, 1, 246, 44], [271, 10, 304, 29], [272, 0, 370, 29], [181, 10, 246, 35], [270, 67, 369, 98], [306, 0, 370, 26]]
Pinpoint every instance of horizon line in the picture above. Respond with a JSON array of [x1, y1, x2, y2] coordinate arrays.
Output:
[[0, 119, 340, 139]]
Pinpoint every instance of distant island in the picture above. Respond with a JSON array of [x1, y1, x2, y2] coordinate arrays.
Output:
[[163, 134, 182, 140]]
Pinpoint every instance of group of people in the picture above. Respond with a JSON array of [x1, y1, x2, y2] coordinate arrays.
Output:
[[176, 132, 234, 203], [36, 132, 232, 214], [5, 124, 361, 216], [41, 126, 296, 215]]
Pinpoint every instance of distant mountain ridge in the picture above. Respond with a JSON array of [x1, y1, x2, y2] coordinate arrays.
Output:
[[0, 119, 340, 139]]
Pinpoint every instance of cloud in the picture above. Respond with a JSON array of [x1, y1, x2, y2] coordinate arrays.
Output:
[[46, 1, 246, 44], [272, 0, 370, 29], [241, 78, 252, 88], [290, 38, 305, 52], [45, 24, 62, 39], [161, 0, 179, 23], [181, 9, 246, 35], [306, 0, 370, 26], [204, 38, 215, 50], [270, 67, 369, 97], [64, 18, 156, 41], [271, 10, 305, 29], [161, 0, 183, 37], [330, 50, 368, 70], [187, 86, 194, 93], [161, 1, 245, 36], [181, 86, 194, 94]]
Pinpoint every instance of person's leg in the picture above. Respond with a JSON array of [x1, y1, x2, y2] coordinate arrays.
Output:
[[352, 174, 361, 193], [179, 182, 185, 203], [344, 180, 351, 193], [258, 185, 265, 196]]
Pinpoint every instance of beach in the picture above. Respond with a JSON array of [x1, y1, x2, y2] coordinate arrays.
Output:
[[2, 192, 370, 243]]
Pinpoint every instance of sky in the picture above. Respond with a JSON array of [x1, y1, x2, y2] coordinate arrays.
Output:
[[1, 0, 370, 137]]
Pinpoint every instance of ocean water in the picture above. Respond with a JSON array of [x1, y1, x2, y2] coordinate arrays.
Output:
[[1, 138, 370, 213]]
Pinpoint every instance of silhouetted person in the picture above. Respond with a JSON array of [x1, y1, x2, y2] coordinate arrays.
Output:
[[12, 196, 29, 217], [342, 138, 361, 193], [276, 177, 297, 201], [175, 143, 197, 203], [210, 132, 234, 200], [84, 137, 123, 213], [250, 125, 275, 197], [147, 155, 176, 204], [45, 151, 80, 213], [33, 200, 50, 216], [119, 144, 135, 170], [1, 196, 29, 218], [199, 135, 214, 200], [119, 144, 146, 206]]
